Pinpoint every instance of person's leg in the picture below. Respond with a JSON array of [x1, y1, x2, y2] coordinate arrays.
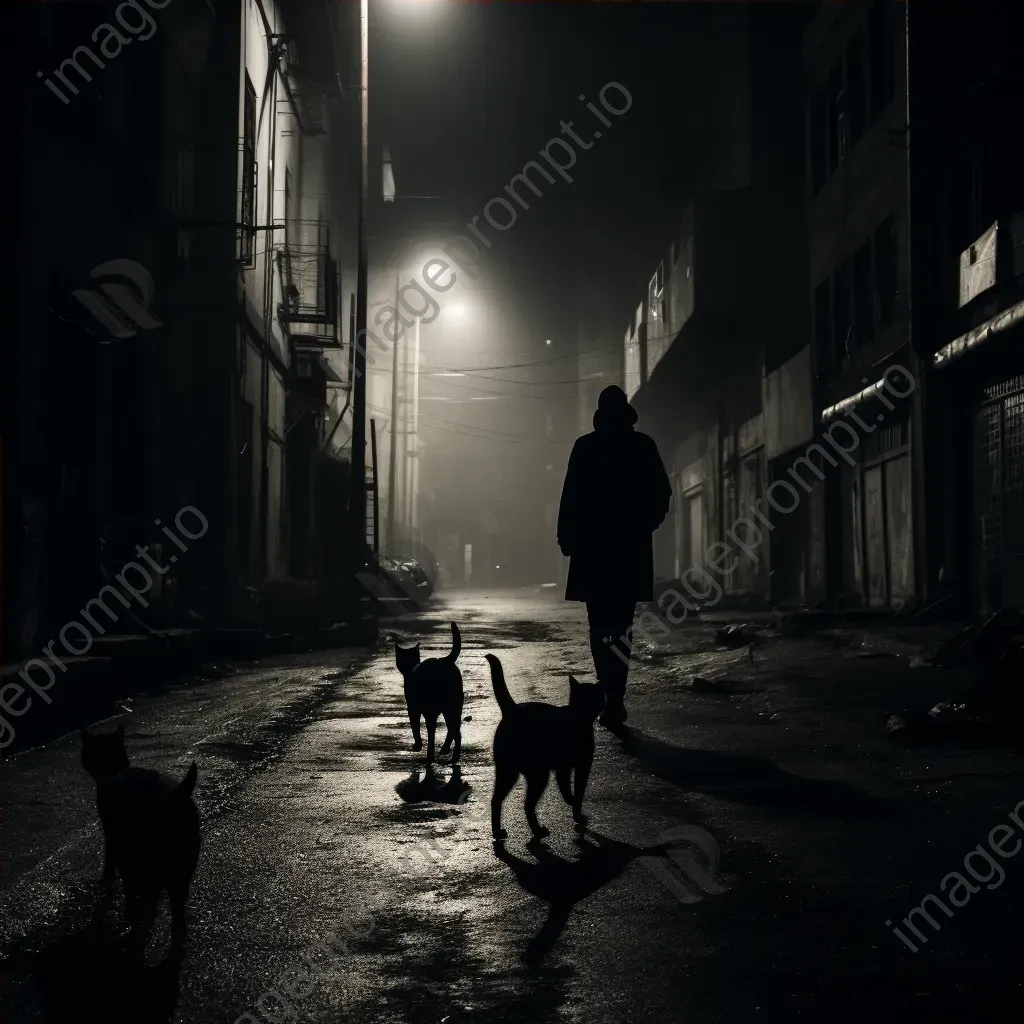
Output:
[[586, 599, 611, 684], [602, 599, 636, 726]]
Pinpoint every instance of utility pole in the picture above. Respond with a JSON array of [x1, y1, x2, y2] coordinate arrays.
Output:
[[349, 0, 369, 552], [387, 272, 401, 550], [411, 314, 421, 542]]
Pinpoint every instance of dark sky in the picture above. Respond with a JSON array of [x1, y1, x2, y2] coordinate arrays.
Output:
[[369, 0, 703, 353]]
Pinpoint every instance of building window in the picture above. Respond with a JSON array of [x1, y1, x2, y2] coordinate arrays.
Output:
[[284, 167, 294, 250], [648, 263, 665, 322], [832, 259, 853, 362], [814, 278, 832, 372], [869, 0, 895, 121], [168, 142, 195, 219], [239, 74, 257, 265], [809, 88, 827, 195], [853, 239, 873, 348], [828, 61, 846, 173], [874, 213, 899, 327], [846, 29, 866, 145]]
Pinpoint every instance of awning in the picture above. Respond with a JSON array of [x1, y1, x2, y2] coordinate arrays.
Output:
[[933, 299, 1024, 369]]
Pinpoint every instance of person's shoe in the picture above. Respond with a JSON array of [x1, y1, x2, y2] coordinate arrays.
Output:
[[599, 704, 627, 730]]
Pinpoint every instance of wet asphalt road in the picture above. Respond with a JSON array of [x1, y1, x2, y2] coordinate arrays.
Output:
[[3, 588, 1024, 1022]]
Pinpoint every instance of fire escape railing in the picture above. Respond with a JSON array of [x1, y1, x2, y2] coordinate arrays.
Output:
[[276, 220, 340, 348]]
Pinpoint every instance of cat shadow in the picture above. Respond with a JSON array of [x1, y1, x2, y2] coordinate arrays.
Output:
[[614, 726, 890, 816], [26, 902, 184, 1023], [395, 765, 472, 805], [493, 831, 665, 965]]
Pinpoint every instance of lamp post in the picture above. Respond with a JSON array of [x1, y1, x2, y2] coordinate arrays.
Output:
[[408, 314, 421, 541]]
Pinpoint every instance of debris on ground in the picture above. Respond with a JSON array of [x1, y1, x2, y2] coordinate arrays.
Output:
[[886, 606, 1024, 742], [689, 676, 726, 693], [819, 630, 858, 649], [715, 624, 750, 648]]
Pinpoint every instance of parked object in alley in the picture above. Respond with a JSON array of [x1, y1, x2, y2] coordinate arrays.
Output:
[[80, 723, 201, 960], [381, 557, 432, 607], [485, 653, 605, 843], [395, 622, 464, 765]]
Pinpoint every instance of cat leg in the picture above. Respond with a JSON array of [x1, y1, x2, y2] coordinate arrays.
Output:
[[451, 721, 462, 766], [439, 718, 453, 756], [571, 758, 593, 831], [124, 887, 159, 959], [555, 766, 574, 808], [169, 885, 189, 954], [425, 715, 438, 764], [408, 710, 423, 752], [439, 710, 461, 764], [101, 834, 117, 885], [491, 764, 518, 842], [524, 771, 550, 840]]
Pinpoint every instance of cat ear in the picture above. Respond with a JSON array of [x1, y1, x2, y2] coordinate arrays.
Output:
[[569, 675, 580, 690]]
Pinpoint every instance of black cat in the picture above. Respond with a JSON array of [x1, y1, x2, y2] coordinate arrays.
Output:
[[395, 621, 464, 765], [81, 723, 201, 956], [485, 653, 605, 843]]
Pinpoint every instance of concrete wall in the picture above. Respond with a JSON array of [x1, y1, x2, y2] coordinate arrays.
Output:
[[763, 345, 815, 460]]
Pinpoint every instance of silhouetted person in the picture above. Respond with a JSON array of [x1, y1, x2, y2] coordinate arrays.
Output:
[[557, 385, 671, 728]]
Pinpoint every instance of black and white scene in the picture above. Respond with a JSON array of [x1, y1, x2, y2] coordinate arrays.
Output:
[[4, 0, 1024, 1020]]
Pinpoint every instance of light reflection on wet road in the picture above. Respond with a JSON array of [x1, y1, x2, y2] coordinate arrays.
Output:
[[3, 589, 1023, 1022]]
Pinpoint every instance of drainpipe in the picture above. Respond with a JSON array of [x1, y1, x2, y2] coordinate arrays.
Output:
[[904, 0, 928, 607], [260, 28, 279, 580]]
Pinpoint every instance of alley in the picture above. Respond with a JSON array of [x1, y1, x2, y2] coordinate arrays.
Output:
[[2, 591, 1023, 1022]]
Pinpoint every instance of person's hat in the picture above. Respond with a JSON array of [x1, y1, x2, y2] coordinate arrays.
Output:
[[596, 384, 639, 425]]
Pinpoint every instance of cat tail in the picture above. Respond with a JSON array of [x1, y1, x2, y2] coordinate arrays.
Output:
[[444, 621, 462, 662], [178, 761, 198, 799], [484, 654, 516, 715]]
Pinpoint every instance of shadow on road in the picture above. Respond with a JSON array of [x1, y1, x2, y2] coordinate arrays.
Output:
[[395, 765, 472, 805], [615, 726, 891, 816], [20, 903, 184, 1024], [494, 831, 669, 965]]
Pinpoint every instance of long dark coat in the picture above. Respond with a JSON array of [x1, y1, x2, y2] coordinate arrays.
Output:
[[557, 408, 672, 603]]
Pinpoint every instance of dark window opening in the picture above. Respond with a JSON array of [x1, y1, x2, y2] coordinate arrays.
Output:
[[853, 240, 873, 348], [846, 29, 866, 145], [869, 0, 895, 121], [810, 88, 827, 195], [828, 61, 846, 173], [874, 214, 899, 327], [832, 260, 853, 362], [240, 75, 257, 265], [814, 278, 833, 372]]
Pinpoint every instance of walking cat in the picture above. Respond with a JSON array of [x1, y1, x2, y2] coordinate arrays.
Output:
[[395, 621, 464, 765], [81, 723, 201, 955], [485, 653, 605, 842]]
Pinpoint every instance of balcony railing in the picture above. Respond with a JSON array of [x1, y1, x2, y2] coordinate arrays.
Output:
[[276, 220, 340, 348]]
